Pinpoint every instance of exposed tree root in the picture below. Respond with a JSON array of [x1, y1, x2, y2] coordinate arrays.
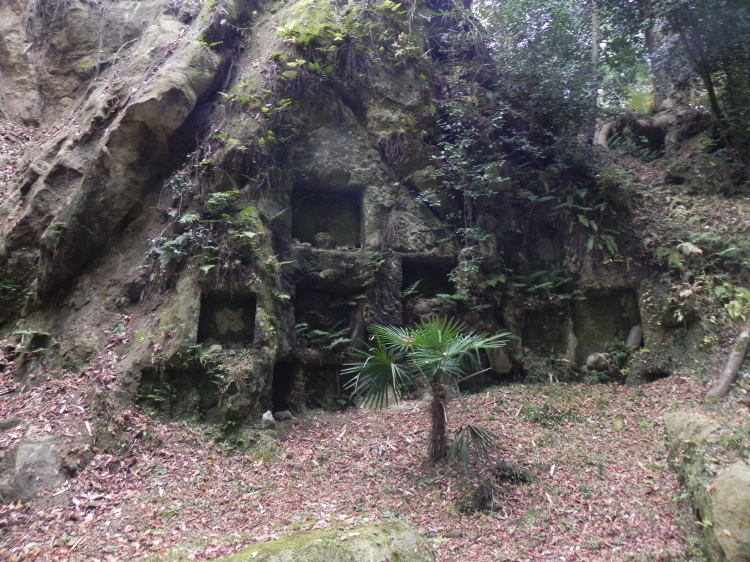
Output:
[[706, 324, 750, 401]]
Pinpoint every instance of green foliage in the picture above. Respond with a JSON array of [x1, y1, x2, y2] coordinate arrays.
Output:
[[296, 314, 351, 351], [447, 424, 497, 468], [511, 270, 585, 305], [204, 190, 241, 218], [148, 189, 260, 283], [401, 280, 422, 300], [179, 212, 201, 225], [345, 318, 508, 403], [144, 382, 175, 404], [139, 382, 176, 417], [475, 0, 598, 136], [149, 233, 196, 272], [579, 340, 631, 384], [375, 0, 404, 14], [608, 133, 662, 162], [197, 33, 223, 49], [656, 0, 750, 160], [714, 283, 750, 322], [605, 340, 630, 368], [344, 318, 511, 462]]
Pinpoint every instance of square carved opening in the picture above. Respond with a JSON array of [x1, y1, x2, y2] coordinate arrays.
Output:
[[291, 188, 362, 248], [197, 292, 256, 347], [401, 257, 455, 298]]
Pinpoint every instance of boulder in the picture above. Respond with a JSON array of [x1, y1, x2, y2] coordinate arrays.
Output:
[[489, 347, 513, 374], [585, 352, 608, 371], [213, 520, 434, 561], [663, 411, 750, 560], [663, 411, 720, 453], [712, 462, 750, 561], [313, 232, 337, 249], [0, 425, 64, 503], [272, 410, 294, 422], [261, 411, 276, 430], [626, 325, 643, 348]]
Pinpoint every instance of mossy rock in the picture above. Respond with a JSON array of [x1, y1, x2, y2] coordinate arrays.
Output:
[[278, 0, 337, 47], [663, 411, 720, 453], [713, 462, 750, 561], [212, 520, 434, 561], [663, 411, 750, 560], [664, 155, 738, 195]]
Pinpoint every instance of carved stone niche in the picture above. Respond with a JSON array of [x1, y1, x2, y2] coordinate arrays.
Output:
[[197, 292, 257, 347], [401, 256, 455, 299], [294, 284, 358, 348], [272, 361, 305, 413], [401, 255, 456, 324], [574, 289, 641, 363], [291, 186, 363, 249]]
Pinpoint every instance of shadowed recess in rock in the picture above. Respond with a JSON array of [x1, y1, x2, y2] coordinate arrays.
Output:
[[291, 187, 362, 248], [197, 292, 257, 347]]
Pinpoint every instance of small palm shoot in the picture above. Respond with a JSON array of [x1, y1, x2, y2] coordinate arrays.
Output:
[[343, 317, 511, 463]]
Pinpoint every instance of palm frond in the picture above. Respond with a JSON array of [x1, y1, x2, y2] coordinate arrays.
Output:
[[447, 424, 498, 469], [413, 316, 468, 349], [343, 340, 411, 409], [368, 324, 415, 351]]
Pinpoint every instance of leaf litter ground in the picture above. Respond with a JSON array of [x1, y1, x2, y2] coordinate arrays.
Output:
[[0, 364, 715, 561]]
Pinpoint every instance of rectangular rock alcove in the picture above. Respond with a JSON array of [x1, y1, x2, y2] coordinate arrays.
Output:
[[304, 365, 355, 410], [197, 292, 256, 347], [522, 307, 572, 356], [574, 289, 641, 362], [295, 285, 357, 340], [291, 187, 362, 248], [401, 257, 455, 298], [294, 283, 361, 410], [272, 362, 304, 412], [138, 367, 220, 422]]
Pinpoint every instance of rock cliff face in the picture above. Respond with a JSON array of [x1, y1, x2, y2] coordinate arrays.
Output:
[[0, 0, 463, 423], [0, 0, 730, 499]]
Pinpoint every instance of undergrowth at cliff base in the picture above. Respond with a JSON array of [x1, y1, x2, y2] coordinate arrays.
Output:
[[2, 354, 737, 561]]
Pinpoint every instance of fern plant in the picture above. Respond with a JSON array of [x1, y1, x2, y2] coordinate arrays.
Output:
[[296, 313, 351, 351]]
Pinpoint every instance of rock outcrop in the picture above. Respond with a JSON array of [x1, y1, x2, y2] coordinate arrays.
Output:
[[212, 520, 434, 562], [664, 411, 750, 560]]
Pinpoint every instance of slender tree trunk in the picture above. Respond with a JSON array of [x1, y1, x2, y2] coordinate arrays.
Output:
[[591, 0, 599, 68], [429, 386, 448, 462], [589, 0, 600, 143], [706, 325, 750, 401]]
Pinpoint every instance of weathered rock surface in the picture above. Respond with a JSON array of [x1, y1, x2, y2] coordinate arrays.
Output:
[[664, 411, 720, 451], [0, 423, 92, 503], [0, 3, 740, 533], [713, 462, 750, 561], [664, 411, 750, 561], [585, 352, 609, 371], [212, 520, 434, 562], [261, 410, 276, 430]]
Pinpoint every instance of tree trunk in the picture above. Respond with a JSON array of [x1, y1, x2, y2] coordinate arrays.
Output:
[[591, 0, 599, 69], [428, 386, 448, 462], [705, 324, 750, 401], [645, 25, 671, 111]]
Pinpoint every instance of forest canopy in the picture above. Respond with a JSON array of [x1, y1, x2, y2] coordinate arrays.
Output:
[[466, 0, 750, 165]]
